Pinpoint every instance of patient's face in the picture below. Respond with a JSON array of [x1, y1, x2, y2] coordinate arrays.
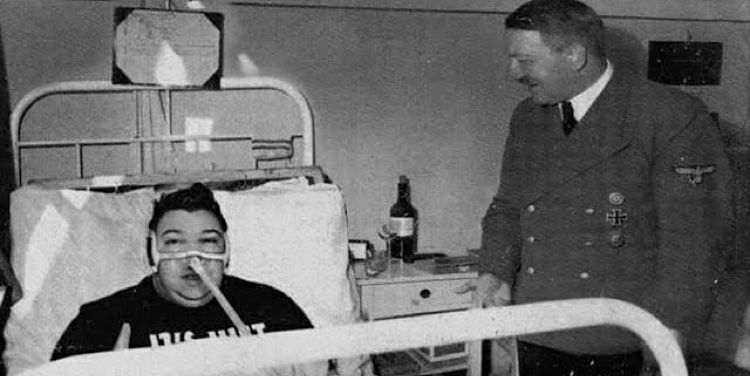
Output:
[[153, 209, 226, 308]]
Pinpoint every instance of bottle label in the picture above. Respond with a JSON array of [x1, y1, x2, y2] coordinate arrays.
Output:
[[389, 217, 414, 237]]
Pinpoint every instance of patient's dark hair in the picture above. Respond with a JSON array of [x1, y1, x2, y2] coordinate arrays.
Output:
[[148, 183, 228, 232]]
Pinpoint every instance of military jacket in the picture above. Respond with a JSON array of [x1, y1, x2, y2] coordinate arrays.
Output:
[[479, 66, 732, 355]]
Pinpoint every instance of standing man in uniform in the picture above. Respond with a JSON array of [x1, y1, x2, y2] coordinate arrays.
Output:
[[462, 0, 732, 375]]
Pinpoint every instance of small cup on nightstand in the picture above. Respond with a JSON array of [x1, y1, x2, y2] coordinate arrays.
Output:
[[366, 247, 389, 277]]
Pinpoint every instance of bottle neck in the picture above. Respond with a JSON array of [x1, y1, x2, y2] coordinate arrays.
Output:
[[397, 183, 410, 203]]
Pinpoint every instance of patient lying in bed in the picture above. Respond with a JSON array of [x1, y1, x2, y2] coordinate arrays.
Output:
[[50, 183, 322, 373]]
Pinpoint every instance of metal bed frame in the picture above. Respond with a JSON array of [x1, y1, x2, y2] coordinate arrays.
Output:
[[17, 298, 687, 376], [10, 76, 316, 188]]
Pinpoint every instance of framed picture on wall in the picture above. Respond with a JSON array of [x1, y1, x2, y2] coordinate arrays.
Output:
[[112, 7, 224, 88]]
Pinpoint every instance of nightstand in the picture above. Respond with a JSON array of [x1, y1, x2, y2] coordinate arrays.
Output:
[[353, 259, 481, 376]]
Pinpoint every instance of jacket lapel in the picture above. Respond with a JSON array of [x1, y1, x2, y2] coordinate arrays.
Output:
[[525, 68, 634, 205]]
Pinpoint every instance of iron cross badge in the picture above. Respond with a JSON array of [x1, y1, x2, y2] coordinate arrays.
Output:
[[606, 208, 628, 227], [673, 164, 716, 186]]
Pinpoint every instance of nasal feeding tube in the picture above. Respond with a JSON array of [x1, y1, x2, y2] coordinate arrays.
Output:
[[157, 249, 227, 262], [189, 257, 252, 336]]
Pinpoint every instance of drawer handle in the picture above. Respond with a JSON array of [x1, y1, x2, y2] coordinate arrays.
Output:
[[420, 289, 431, 299]]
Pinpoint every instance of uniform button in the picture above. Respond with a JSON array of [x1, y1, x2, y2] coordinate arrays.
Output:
[[527, 205, 536, 213], [580, 272, 590, 279], [583, 234, 594, 246], [527, 236, 536, 243], [585, 208, 594, 214], [608, 231, 625, 248], [527, 267, 535, 275]]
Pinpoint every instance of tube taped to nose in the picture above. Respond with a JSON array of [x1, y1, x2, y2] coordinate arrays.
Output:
[[189, 258, 251, 336], [157, 249, 227, 262]]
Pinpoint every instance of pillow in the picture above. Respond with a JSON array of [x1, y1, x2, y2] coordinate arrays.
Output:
[[215, 180, 369, 376], [214, 179, 358, 328], [4, 179, 366, 376], [4, 186, 154, 376]]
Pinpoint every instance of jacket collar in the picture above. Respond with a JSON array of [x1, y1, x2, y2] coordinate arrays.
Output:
[[568, 60, 614, 122], [525, 67, 635, 204]]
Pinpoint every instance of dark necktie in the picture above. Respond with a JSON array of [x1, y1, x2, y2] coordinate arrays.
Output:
[[560, 101, 577, 135]]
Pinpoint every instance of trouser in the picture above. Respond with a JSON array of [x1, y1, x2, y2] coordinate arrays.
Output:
[[518, 341, 643, 376]]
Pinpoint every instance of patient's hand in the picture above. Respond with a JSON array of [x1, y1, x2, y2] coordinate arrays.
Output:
[[9, 282, 22, 305], [455, 273, 511, 308], [0, 251, 23, 305], [113, 323, 131, 351]]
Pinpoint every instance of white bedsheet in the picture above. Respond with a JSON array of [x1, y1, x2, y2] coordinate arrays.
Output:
[[4, 179, 366, 376]]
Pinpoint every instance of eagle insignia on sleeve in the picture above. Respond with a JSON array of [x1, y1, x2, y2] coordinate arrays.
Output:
[[673, 164, 716, 186]]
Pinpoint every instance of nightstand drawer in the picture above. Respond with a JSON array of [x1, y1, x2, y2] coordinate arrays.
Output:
[[361, 278, 474, 319]]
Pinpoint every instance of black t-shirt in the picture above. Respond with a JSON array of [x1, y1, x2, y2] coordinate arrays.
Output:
[[51, 275, 312, 360]]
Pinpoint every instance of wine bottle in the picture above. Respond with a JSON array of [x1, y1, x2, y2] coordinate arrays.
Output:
[[389, 175, 417, 263]]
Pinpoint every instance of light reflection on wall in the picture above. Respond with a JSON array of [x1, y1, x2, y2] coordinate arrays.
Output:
[[154, 41, 189, 86]]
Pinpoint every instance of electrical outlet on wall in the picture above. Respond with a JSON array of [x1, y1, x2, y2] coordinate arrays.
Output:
[[184, 116, 214, 153]]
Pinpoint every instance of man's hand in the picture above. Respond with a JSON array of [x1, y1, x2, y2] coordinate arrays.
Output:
[[113, 323, 131, 351], [9, 281, 22, 305], [455, 273, 511, 308]]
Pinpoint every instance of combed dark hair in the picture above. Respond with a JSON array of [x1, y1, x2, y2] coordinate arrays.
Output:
[[505, 0, 605, 56], [148, 183, 228, 232]]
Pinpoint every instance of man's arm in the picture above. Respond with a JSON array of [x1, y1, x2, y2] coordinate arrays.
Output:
[[463, 113, 526, 305], [480, 110, 527, 285], [479, 197, 522, 286], [641, 106, 732, 352], [467, 197, 521, 307]]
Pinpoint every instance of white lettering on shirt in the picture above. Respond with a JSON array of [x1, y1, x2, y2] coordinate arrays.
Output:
[[158, 332, 172, 345], [148, 323, 266, 348], [251, 323, 266, 335]]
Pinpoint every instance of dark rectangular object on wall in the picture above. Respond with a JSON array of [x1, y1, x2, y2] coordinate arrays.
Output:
[[647, 41, 722, 85]]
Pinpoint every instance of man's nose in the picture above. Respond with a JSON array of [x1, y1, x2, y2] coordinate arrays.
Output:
[[507, 59, 521, 79]]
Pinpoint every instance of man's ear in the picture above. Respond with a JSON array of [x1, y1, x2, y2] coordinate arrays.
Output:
[[567, 43, 587, 71]]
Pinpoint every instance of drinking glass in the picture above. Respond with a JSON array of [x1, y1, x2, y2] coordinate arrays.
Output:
[[365, 247, 389, 277], [377, 224, 402, 275]]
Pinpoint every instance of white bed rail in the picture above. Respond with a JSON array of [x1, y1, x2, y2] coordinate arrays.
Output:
[[10, 77, 315, 186], [18, 298, 687, 376]]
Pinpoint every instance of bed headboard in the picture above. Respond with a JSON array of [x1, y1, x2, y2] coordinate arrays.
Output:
[[10, 77, 315, 187]]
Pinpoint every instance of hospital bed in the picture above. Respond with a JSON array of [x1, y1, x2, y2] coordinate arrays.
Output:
[[2, 78, 687, 376]]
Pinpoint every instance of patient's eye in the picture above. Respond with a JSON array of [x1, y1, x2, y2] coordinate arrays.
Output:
[[161, 237, 186, 252], [200, 236, 223, 253], [164, 238, 181, 245]]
